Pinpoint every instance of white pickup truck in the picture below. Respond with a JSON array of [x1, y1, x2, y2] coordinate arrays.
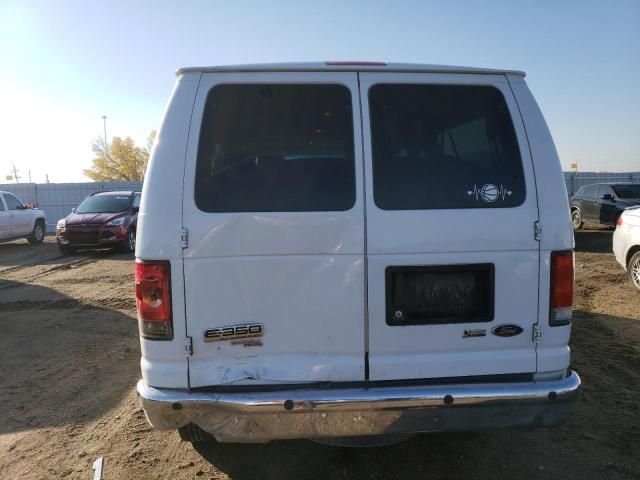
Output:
[[135, 62, 581, 445], [0, 191, 46, 245]]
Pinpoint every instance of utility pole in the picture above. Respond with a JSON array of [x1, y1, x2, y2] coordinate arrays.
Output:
[[102, 115, 110, 159], [11, 163, 20, 183]]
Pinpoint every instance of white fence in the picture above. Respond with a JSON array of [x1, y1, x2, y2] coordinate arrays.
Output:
[[0, 182, 143, 232]]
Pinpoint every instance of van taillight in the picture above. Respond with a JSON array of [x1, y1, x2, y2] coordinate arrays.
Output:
[[617, 216, 623, 227], [135, 261, 173, 339], [549, 251, 574, 326]]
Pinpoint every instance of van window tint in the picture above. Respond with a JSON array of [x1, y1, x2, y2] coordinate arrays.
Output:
[[195, 84, 355, 212], [369, 84, 525, 210]]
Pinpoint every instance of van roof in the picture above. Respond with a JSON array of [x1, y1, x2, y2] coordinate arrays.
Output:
[[176, 62, 526, 77]]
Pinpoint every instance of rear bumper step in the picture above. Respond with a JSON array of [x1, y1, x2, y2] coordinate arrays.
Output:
[[137, 371, 581, 443]]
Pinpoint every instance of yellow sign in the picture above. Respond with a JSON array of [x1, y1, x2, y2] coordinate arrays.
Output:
[[5, 175, 12, 181], [570, 163, 578, 169]]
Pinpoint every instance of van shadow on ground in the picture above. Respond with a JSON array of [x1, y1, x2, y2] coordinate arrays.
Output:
[[0, 280, 139, 435]]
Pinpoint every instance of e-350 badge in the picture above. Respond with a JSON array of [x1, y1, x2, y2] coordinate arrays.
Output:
[[203, 323, 263, 342]]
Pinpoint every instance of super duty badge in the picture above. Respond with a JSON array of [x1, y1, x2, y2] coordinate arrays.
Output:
[[204, 323, 263, 342]]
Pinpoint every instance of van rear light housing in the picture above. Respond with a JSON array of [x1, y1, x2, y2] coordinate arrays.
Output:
[[135, 260, 173, 339], [549, 251, 574, 326]]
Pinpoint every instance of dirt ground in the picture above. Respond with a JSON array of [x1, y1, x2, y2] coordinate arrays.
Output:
[[0, 231, 638, 480]]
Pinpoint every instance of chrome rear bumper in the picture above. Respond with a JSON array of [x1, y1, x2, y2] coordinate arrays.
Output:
[[137, 371, 581, 443]]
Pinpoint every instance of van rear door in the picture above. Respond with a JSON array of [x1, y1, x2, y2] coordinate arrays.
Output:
[[359, 73, 540, 380], [182, 72, 366, 387]]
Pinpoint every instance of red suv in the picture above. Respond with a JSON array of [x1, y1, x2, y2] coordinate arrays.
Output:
[[56, 191, 140, 255]]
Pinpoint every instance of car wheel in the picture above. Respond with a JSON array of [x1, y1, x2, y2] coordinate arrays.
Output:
[[27, 220, 45, 244], [178, 423, 215, 443], [628, 251, 640, 293], [118, 228, 136, 253], [571, 209, 583, 231]]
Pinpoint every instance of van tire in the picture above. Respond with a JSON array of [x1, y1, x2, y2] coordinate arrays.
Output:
[[178, 423, 215, 443], [628, 251, 640, 293], [28, 220, 45, 244], [571, 209, 583, 231]]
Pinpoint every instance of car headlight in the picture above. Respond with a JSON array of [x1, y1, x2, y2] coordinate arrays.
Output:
[[106, 217, 125, 227], [56, 219, 65, 229]]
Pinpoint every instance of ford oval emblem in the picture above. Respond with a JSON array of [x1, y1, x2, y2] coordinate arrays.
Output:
[[491, 324, 524, 337]]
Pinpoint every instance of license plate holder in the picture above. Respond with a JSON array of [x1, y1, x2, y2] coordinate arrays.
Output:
[[385, 264, 494, 325]]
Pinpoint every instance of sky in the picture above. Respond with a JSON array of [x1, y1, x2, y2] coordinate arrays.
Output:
[[0, 0, 638, 183]]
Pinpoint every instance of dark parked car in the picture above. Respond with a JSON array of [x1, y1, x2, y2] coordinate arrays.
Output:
[[56, 191, 140, 254], [570, 183, 640, 231]]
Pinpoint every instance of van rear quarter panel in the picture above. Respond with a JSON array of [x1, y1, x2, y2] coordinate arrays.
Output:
[[508, 75, 574, 372], [136, 73, 201, 388]]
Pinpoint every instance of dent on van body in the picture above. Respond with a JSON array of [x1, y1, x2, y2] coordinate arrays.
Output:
[[183, 253, 366, 386]]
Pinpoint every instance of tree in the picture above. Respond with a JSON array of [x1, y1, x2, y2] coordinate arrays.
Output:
[[84, 130, 156, 181]]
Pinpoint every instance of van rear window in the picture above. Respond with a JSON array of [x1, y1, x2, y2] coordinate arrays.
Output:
[[369, 84, 525, 210], [195, 84, 356, 212]]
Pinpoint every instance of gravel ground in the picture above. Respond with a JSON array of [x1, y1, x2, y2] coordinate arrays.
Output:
[[0, 232, 638, 480]]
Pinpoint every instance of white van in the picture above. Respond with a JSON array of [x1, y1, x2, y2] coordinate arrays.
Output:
[[135, 62, 581, 444]]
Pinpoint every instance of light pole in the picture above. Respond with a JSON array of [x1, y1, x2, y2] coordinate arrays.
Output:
[[102, 115, 110, 159]]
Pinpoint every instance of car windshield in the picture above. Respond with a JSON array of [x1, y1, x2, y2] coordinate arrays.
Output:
[[612, 185, 640, 199], [76, 195, 130, 213]]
